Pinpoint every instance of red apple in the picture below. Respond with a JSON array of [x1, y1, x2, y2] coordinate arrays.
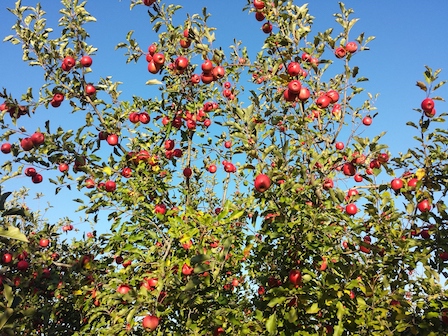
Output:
[[107, 134, 119, 146], [253, 0, 265, 9], [254, 174, 271, 192], [342, 162, 356, 176], [139, 112, 150, 124], [182, 263, 194, 276], [421, 98, 435, 112], [201, 60, 214, 73], [391, 178, 404, 191], [335, 142, 344, 150], [288, 269, 302, 286], [31, 132, 45, 147], [164, 140, 175, 151], [255, 11, 265, 21], [287, 80, 301, 94], [417, 199, 431, 212], [262, 22, 272, 34], [39, 238, 50, 248], [326, 90, 339, 103], [142, 315, 159, 331], [155, 204, 166, 215], [80, 55, 92, 67], [17, 260, 29, 271], [85, 84, 96, 96], [212, 66, 225, 79], [345, 203, 357, 215], [183, 167, 192, 178], [334, 47, 346, 58], [129, 112, 140, 123], [32, 174, 43, 184], [175, 56, 189, 70], [105, 180, 116, 192], [153, 53, 165, 65], [362, 116, 372, 126], [1, 143, 11, 154], [121, 167, 132, 178], [63, 56, 76, 70], [53, 93, 64, 103], [117, 284, 131, 295], [354, 174, 363, 182], [316, 95, 331, 109], [21, 137, 34, 151], [287, 62, 301, 76], [2, 253, 12, 264], [345, 42, 358, 53], [298, 87, 310, 101], [208, 164, 217, 173], [85, 178, 95, 189]]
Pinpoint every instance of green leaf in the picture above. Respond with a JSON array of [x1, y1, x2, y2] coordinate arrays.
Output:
[[3, 285, 13, 307], [0, 192, 12, 210], [266, 312, 277, 335], [0, 308, 13, 329], [306, 302, 319, 314], [2, 207, 25, 217], [267, 296, 286, 307], [0, 226, 29, 242]]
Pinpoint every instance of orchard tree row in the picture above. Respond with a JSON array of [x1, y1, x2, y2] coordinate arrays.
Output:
[[0, 0, 447, 335]]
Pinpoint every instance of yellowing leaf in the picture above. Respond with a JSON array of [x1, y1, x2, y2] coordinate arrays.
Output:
[[103, 166, 112, 176], [73, 290, 83, 295], [416, 168, 425, 180]]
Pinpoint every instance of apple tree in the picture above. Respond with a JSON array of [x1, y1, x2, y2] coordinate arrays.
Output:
[[0, 0, 448, 335]]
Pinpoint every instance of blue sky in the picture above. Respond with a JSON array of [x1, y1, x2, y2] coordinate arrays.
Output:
[[0, 1, 447, 236]]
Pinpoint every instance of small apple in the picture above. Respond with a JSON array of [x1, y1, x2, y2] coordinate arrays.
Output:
[[417, 199, 431, 212], [334, 47, 346, 59], [183, 167, 192, 178], [17, 260, 29, 271], [155, 204, 166, 215], [391, 178, 404, 191], [80, 55, 92, 67], [31, 132, 45, 147], [362, 116, 372, 126], [224, 141, 232, 149], [182, 263, 194, 276], [39, 238, 50, 248], [152, 53, 165, 65], [323, 178, 334, 190], [190, 74, 200, 84], [421, 98, 435, 112], [117, 284, 131, 295], [129, 112, 140, 123], [142, 315, 159, 331], [85, 84, 96, 96], [98, 131, 108, 140], [407, 178, 418, 189], [288, 269, 302, 286], [354, 174, 363, 182], [85, 178, 95, 189], [262, 22, 272, 34], [208, 164, 217, 173], [175, 56, 189, 70], [21, 137, 34, 151], [254, 174, 271, 192], [53, 93, 64, 103], [298, 87, 310, 101], [121, 167, 132, 178], [335, 142, 344, 150], [287, 62, 301, 76], [345, 42, 358, 53], [164, 140, 175, 151], [326, 90, 339, 103], [107, 134, 119, 146], [212, 66, 225, 79], [31, 174, 44, 184], [201, 60, 214, 73], [63, 56, 76, 70], [345, 203, 357, 215], [105, 180, 116, 192], [316, 95, 331, 109], [287, 80, 301, 93], [342, 162, 356, 176], [139, 112, 150, 124], [1, 143, 11, 154], [253, 0, 265, 9], [2, 253, 12, 264], [25, 167, 37, 177]]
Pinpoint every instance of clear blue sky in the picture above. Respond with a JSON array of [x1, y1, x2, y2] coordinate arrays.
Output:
[[1, 1, 447, 236]]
